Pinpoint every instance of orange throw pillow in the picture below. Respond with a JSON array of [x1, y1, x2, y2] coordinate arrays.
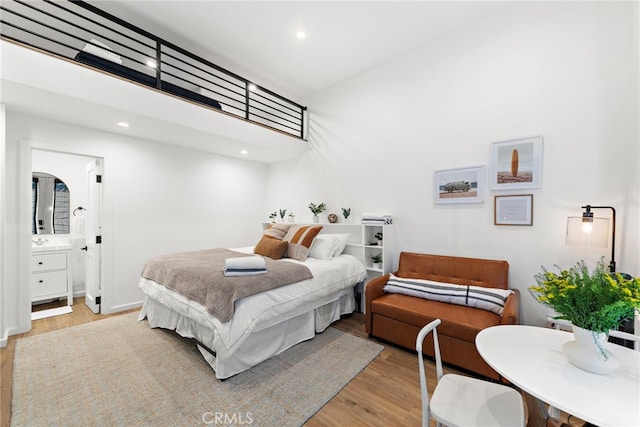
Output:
[[283, 225, 323, 261], [254, 236, 288, 260]]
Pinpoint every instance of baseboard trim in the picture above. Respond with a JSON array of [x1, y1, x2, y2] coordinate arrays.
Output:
[[106, 300, 143, 314]]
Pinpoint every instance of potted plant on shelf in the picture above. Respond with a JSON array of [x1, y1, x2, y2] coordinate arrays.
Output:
[[288, 212, 296, 223], [308, 202, 326, 223], [268, 211, 277, 221], [341, 207, 351, 223], [375, 231, 383, 246], [278, 208, 287, 222], [369, 253, 383, 269], [529, 258, 640, 374]]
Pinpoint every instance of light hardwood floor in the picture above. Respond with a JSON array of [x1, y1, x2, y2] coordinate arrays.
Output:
[[1, 299, 581, 427]]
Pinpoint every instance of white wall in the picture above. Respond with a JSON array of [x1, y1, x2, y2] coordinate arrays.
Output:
[[3, 112, 268, 339], [0, 104, 6, 347], [267, 2, 640, 326]]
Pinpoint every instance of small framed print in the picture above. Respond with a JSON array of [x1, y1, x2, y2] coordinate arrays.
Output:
[[490, 135, 543, 190], [494, 194, 533, 226], [434, 166, 484, 204]]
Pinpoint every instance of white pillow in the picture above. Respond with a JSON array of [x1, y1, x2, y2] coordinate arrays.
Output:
[[307, 235, 339, 260], [383, 274, 513, 315], [330, 233, 350, 256]]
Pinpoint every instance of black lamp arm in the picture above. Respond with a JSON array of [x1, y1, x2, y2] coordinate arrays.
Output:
[[582, 205, 616, 273]]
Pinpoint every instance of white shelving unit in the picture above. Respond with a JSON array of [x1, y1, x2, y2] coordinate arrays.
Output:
[[261, 221, 395, 312]]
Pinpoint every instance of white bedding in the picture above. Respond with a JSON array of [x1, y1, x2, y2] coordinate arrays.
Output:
[[138, 248, 366, 378]]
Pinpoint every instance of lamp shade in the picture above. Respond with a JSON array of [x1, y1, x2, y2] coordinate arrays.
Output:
[[566, 216, 610, 248]]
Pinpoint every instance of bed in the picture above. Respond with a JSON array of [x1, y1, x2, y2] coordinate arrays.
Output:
[[137, 245, 366, 379]]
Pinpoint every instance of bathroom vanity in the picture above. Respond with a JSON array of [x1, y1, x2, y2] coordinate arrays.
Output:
[[31, 244, 73, 305]]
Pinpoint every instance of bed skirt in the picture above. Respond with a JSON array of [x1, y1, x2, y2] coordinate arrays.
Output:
[[139, 287, 355, 378]]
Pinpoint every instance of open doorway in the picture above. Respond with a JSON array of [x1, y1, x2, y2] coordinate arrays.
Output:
[[30, 149, 103, 319]]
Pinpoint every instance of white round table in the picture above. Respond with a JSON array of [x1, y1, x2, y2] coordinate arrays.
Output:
[[476, 325, 640, 427]]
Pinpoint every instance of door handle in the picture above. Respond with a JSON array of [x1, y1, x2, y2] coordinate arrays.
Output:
[[81, 246, 88, 251]]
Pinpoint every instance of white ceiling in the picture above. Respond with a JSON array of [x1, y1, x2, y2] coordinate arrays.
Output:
[[89, 1, 505, 101], [2, 1, 507, 162]]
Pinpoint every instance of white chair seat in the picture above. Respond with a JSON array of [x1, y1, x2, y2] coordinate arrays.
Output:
[[417, 319, 525, 427], [431, 374, 525, 427]]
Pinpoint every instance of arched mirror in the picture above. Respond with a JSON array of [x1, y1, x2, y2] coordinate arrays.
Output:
[[32, 172, 70, 235]]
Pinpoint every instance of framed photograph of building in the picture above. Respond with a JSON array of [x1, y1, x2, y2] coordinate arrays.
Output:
[[434, 165, 484, 204], [494, 194, 533, 225], [490, 136, 543, 190]]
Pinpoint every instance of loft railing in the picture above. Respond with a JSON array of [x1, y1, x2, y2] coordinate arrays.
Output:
[[0, 0, 307, 139]]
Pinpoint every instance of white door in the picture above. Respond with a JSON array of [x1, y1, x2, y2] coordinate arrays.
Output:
[[85, 158, 102, 313]]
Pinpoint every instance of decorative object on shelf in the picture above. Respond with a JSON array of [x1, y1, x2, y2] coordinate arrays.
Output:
[[375, 232, 383, 246], [278, 209, 287, 222], [490, 135, 543, 190], [530, 259, 640, 375], [308, 202, 326, 223], [327, 213, 338, 223], [268, 211, 277, 220], [288, 212, 296, 223], [433, 166, 484, 204], [494, 194, 533, 226], [341, 208, 351, 223], [369, 253, 383, 269], [566, 204, 617, 273]]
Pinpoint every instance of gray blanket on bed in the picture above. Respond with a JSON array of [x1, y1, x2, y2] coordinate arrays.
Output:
[[141, 248, 313, 322]]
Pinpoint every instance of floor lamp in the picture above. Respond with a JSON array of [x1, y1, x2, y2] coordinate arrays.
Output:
[[566, 204, 638, 348], [566, 204, 616, 273]]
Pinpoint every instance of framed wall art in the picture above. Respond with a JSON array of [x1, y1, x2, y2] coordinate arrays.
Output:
[[490, 135, 543, 190], [434, 165, 484, 204], [494, 194, 533, 226]]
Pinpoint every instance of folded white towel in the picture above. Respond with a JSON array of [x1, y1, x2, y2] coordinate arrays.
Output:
[[72, 216, 86, 239], [224, 256, 266, 271], [361, 213, 393, 219], [224, 269, 267, 277], [361, 213, 393, 225]]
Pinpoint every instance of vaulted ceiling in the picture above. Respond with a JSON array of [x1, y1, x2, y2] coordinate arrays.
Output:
[[89, 1, 505, 101], [2, 1, 507, 162]]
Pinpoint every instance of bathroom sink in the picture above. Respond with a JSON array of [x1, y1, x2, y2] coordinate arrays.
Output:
[[31, 242, 72, 252]]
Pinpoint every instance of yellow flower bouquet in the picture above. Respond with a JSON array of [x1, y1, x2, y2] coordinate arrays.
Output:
[[530, 259, 640, 333]]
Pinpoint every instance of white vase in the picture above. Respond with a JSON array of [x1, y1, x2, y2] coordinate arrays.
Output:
[[312, 215, 319, 223], [562, 325, 620, 375]]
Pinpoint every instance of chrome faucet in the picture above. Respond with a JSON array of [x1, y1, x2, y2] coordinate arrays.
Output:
[[32, 237, 48, 246]]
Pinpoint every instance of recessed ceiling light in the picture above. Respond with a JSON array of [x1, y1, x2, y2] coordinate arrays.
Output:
[[240, 150, 248, 155], [248, 84, 257, 92], [296, 30, 306, 39], [146, 60, 157, 68], [117, 122, 129, 128]]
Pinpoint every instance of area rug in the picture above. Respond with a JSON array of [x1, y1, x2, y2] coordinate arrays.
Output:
[[11, 312, 382, 426]]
